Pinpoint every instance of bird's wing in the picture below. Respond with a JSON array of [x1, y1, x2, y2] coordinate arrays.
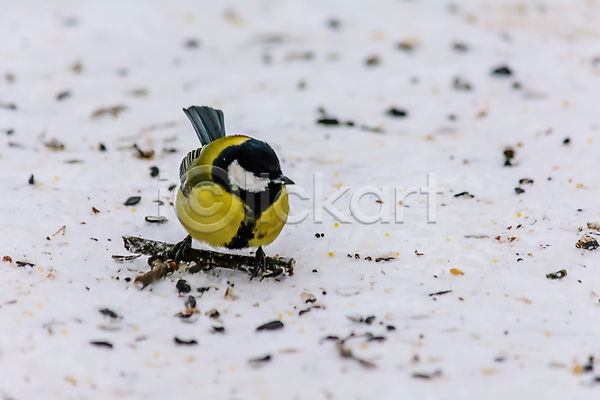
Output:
[[179, 148, 203, 196], [182, 106, 226, 147]]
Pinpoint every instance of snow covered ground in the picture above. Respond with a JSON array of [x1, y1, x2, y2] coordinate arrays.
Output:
[[2, 0, 600, 398]]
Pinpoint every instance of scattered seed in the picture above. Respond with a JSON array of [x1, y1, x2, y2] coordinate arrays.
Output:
[[249, 354, 271, 365], [453, 76, 472, 91], [386, 107, 407, 118], [45, 138, 65, 151], [515, 187, 525, 195], [412, 370, 442, 380], [185, 295, 196, 309], [397, 40, 417, 52], [327, 18, 341, 29], [546, 270, 567, 279], [16, 261, 34, 268], [197, 287, 212, 295], [0, 103, 17, 110], [504, 148, 515, 166], [70, 60, 83, 74], [176, 279, 191, 294], [206, 309, 220, 319], [90, 341, 113, 349], [174, 337, 198, 346], [124, 196, 141, 206], [28, 174, 35, 185], [212, 326, 225, 334], [175, 312, 196, 321], [300, 293, 317, 304], [449, 268, 464, 275], [184, 38, 201, 49], [91, 207, 100, 214], [365, 55, 380, 66], [99, 143, 107, 151], [91, 105, 127, 119], [360, 125, 384, 133], [299, 308, 311, 316], [583, 356, 595, 372], [56, 91, 72, 101], [368, 336, 386, 342], [452, 42, 469, 52], [429, 290, 452, 297], [256, 320, 284, 331], [563, 138, 571, 145], [145, 216, 168, 223], [386, 325, 396, 331], [519, 178, 534, 185], [365, 316, 376, 325], [454, 192, 474, 198], [317, 118, 340, 126], [491, 65, 512, 76], [99, 308, 119, 319], [2, 256, 12, 262]]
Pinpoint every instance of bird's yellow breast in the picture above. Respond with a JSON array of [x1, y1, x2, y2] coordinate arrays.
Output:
[[174, 135, 290, 249], [175, 185, 289, 249]]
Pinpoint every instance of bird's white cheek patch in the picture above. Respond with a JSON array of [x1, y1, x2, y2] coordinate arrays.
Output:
[[228, 160, 270, 192]]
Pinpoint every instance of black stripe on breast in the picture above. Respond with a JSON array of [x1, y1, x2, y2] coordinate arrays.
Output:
[[225, 184, 283, 249], [226, 221, 255, 249]]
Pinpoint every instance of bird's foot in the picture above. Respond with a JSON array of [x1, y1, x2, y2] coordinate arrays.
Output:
[[170, 235, 192, 264], [251, 247, 267, 281]]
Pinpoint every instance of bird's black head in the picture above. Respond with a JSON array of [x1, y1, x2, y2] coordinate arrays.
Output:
[[237, 139, 282, 178], [214, 138, 293, 193]]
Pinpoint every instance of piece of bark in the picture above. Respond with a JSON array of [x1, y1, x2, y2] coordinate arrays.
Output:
[[122, 236, 294, 288]]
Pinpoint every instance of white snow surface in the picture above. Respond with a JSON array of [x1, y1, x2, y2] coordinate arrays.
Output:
[[1, 1, 600, 399]]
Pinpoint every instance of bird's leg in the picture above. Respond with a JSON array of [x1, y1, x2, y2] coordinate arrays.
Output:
[[251, 246, 267, 280], [170, 235, 192, 264]]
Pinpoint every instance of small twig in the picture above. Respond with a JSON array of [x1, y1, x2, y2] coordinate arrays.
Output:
[[334, 332, 377, 369], [121, 236, 294, 288]]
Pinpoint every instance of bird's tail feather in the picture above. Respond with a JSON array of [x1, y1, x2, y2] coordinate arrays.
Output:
[[183, 106, 226, 146]]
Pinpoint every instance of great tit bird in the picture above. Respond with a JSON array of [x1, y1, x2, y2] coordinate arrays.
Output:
[[172, 106, 294, 278]]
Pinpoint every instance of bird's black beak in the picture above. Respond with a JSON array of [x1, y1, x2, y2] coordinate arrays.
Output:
[[273, 174, 294, 185]]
